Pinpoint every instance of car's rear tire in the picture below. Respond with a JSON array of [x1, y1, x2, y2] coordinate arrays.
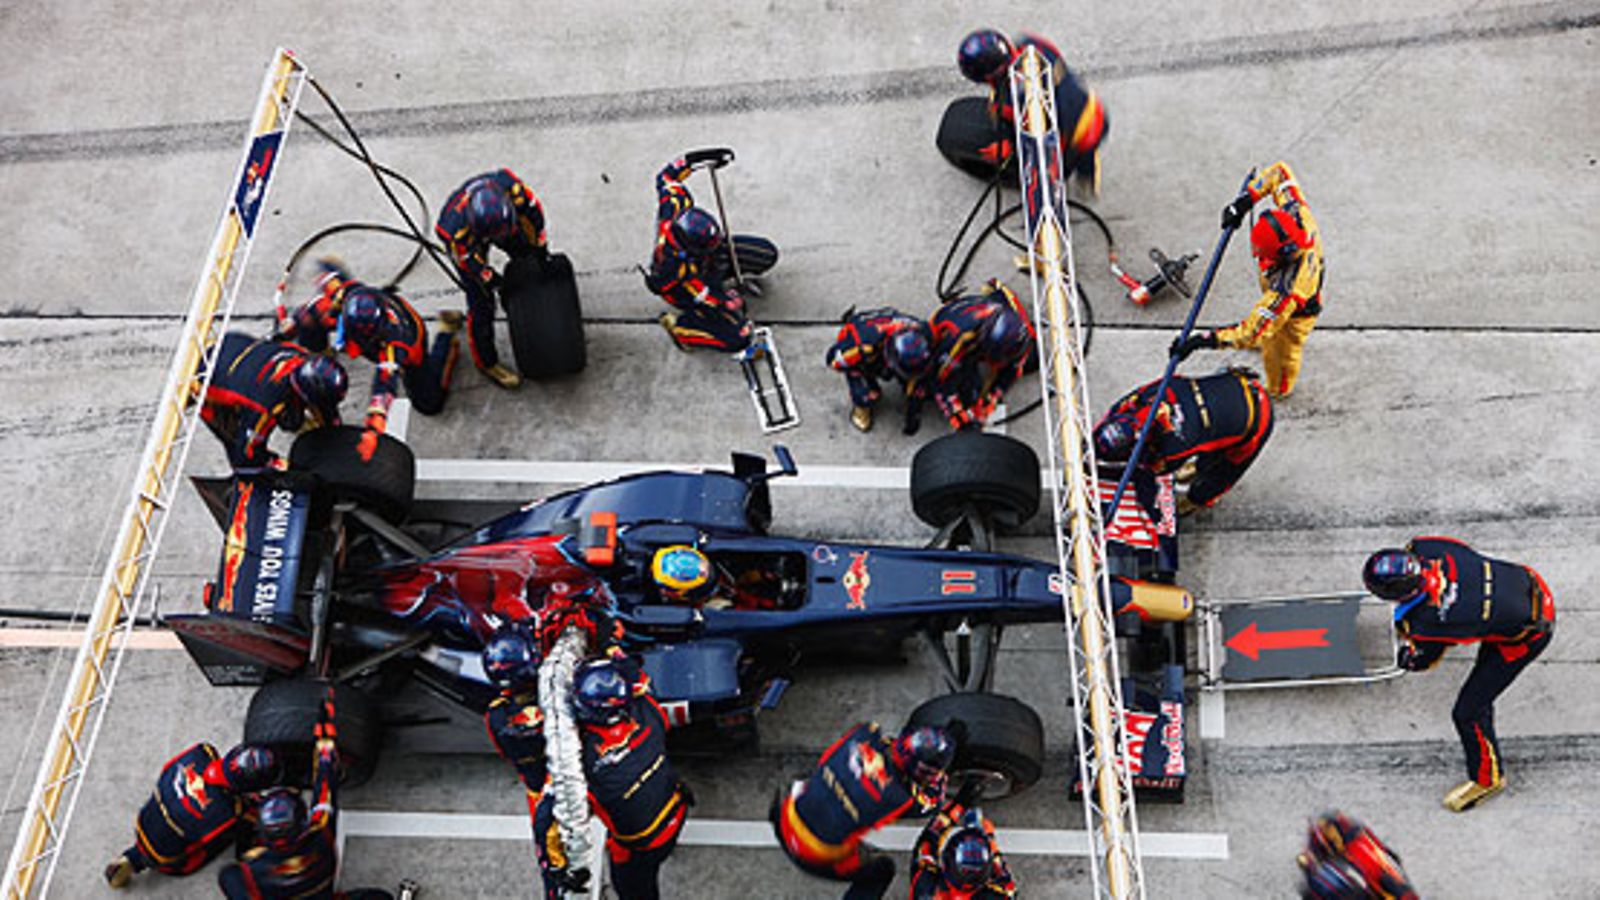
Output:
[[911, 432, 1041, 530], [289, 425, 415, 522], [244, 678, 383, 788], [907, 691, 1044, 799], [504, 252, 586, 379]]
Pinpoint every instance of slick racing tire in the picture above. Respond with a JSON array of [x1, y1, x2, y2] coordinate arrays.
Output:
[[503, 251, 586, 378], [907, 692, 1045, 799], [289, 425, 415, 523], [244, 678, 383, 788], [911, 432, 1041, 530], [936, 97, 1012, 180]]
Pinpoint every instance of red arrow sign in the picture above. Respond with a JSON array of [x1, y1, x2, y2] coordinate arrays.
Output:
[[1226, 621, 1329, 661]]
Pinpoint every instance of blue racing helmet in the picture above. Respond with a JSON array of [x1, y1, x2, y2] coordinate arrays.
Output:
[[651, 545, 715, 603], [256, 788, 306, 852], [220, 744, 284, 793], [958, 29, 1015, 84], [289, 355, 348, 426], [979, 307, 1029, 363], [1363, 549, 1423, 601], [669, 207, 723, 257], [941, 817, 993, 888], [1093, 412, 1137, 462], [894, 725, 955, 787], [885, 323, 933, 381], [573, 660, 632, 725], [482, 625, 542, 689], [466, 178, 517, 242], [338, 288, 387, 359]]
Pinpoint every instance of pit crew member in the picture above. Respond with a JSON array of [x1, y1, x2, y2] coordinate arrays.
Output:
[[956, 28, 1109, 191], [1092, 368, 1274, 513], [278, 261, 461, 432], [1296, 810, 1417, 899], [928, 282, 1033, 431], [1171, 161, 1324, 398], [103, 744, 283, 888], [647, 149, 779, 353], [200, 332, 347, 471], [910, 795, 1016, 899], [772, 722, 954, 900], [1363, 538, 1556, 811], [435, 170, 549, 389], [825, 307, 934, 433]]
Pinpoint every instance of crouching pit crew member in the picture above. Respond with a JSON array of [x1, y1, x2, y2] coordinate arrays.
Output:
[[910, 789, 1016, 899], [1364, 537, 1556, 811], [928, 282, 1033, 431], [200, 332, 347, 471], [825, 307, 934, 434], [773, 723, 954, 900]]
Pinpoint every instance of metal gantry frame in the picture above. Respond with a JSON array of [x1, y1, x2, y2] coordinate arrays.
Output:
[[1, 49, 307, 900], [1009, 48, 1145, 898]]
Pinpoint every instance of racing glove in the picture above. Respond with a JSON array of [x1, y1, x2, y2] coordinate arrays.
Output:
[[550, 866, 590, 893], [1170, 330, 1219, 361], [1220, 193, 1253, 230], [1396, 645, 1424, 671]]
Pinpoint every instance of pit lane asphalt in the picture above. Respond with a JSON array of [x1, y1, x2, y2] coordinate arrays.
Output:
[[3, 2, 1599, 898]]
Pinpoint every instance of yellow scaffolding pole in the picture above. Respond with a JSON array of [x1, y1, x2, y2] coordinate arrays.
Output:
[[2, 48, 306, 899], [1009, 48, 1145, 899]]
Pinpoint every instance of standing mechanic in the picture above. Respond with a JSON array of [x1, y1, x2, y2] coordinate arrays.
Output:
[[647, 149, 779, 353], [279, 261, 460, 433], [200, 332, 347, 471], [1171, 161, 1324, 398], [1092, 368, 1274, 514], [928, 281, 1033, 431], [910, 793, 1016, 899], [955, 28, 1109, 192], [772, 722, 955, 900], [1363, 537, 1556, 811], [824, 307, 934, 433], [217, 687, 395, 899], [435, 169, 550, 389], [103, 744, 283, 888], [1296, 810, 1417, 899]]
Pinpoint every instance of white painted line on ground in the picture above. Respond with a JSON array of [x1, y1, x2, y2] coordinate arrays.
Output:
[[1199, 685, 1226, 741], [339, 811, 1228, 860], [0, 627, 181, 650]]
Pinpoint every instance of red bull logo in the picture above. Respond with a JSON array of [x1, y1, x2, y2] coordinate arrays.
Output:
[[843, 551, 872, 610]]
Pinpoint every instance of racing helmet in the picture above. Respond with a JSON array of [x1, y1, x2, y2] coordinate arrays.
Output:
[[482, 624, 542, 689], [1304, 810, 1360, 861], [957, 29, 1015, 84], [884, 323, 934, 381], [572, 660, 632, 725], [1363, 549, 1423, 601], [256, 788, 307, 852], [465, 178, 517, 242], [1093, 412, 1138, 462], [338, 287, 388, 359], [1250, 208, 1310, 271], [940, 811, 993, 888], [651, 545, 716, 604], [1300, 856, 1368, 900], [893, 725, 956, 790], [289, 355, 348, 427], [979, 307, 1029, 363], [219, 744, 284, 793], [669, 207, 724, 257]]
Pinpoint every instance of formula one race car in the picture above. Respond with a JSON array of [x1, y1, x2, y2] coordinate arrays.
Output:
[[169, 427, 1194, 796]]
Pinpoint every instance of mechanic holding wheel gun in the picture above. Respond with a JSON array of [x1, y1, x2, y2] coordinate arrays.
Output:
[[217, 685, 396, 899], [436, 169, 551, 389], [200, 332, 348, 471], [278, 260, 460, 440], [772, 723, 955, 900], [103, 743, 284, 889], [1091, 368, 1274, 514], [825, 307, 935, 434], [927, 280, 1033, 431], [1171, 161, 1324, 399], [647, 148, 779, 353], [910, 787, 1016, 899], [1363, 538, 1556, 812]]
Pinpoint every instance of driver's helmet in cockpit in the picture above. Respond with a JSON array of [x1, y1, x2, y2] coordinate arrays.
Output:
[[651, 545, 718, 604]]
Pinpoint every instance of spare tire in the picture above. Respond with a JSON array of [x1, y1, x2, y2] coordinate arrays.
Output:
[[907, 692, 1045, 800], [244, 678, 383, 787], [503, 251, 586, 379], [936, 97, 1011, 180], [289, 425, 415, 522], [911, 432, 1040, 530]]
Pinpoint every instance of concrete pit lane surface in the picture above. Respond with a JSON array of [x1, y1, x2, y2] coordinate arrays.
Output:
[[2, 1, 1599, 897]]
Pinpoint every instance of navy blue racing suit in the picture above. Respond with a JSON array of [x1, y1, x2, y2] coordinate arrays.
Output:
[[202, 333, 335, 470], [117, 743, 254, 878], [435, 169, 548, 371], [927, 289, 1032, 430], [825, 307, 929, 413]]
